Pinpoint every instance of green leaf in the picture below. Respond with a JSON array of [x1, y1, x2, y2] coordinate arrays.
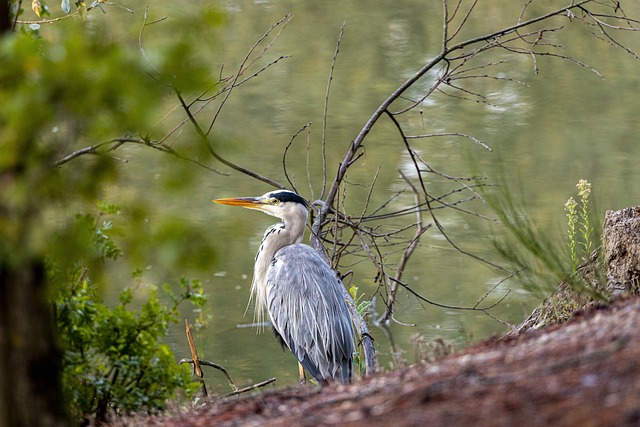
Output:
[[118, 287, 133, 305], [97, 200, 120, 215]]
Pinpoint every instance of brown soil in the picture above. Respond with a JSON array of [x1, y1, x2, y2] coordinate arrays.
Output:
[[123, 296, 640, 427]]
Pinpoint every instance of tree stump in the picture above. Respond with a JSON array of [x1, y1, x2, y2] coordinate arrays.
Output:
[[508, 206, 640, 337], [603, 206, 640, 295]]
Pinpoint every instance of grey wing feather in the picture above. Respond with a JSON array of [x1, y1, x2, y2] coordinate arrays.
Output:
[[266, 244, 355, 382]]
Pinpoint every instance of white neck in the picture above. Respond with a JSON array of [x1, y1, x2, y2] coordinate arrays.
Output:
[[250, 203, 307, 324]]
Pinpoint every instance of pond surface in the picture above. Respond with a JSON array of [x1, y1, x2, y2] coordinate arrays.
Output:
[[61, 1, 640, 387]]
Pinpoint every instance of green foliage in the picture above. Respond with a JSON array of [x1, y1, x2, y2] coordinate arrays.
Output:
[[480, 171, 605, 300], [565, 196, 579, 270], [50, 205, 205, 422], [348, 284, 372, 315], [1, 3, 223, 424], [348, 284, 371, 377], [1, 2, 220, 273], [0, 21, 163, 270], [564, 179, 595, 270]]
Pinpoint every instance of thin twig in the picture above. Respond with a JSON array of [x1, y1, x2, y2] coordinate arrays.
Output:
[[407, 132, 492, 151], [185, 320, 203, 379], [389, 276, 509, 313], [378, 172, 429, 324], [387, 109, 508, 272], [139, 5, 166, 78], [320, 22, 346, 199], [184, 319, 207, 397], [179, 359, 238, 391], [448, 0, 478, 43], [11, 0, 21, 30], [220, 377, 276, 398], [206, 14, 292, 136], [283, 123, 312, 191], [175, 91, 284, 188]]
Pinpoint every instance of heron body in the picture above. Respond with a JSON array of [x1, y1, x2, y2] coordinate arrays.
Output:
[[214, 190, 355, 383]]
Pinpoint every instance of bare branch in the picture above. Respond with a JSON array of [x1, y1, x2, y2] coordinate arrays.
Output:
[[389, 276, 509, 314], [139, 6, 165, 79], [175, 91, 285, 188], [386, 109, 509, 272], [378, 172, 429, 324], [54, 136, 228, 174], [205, 14, 293, 136], [320, 22, 346, 199], [447, 0, 479, 43], [219, 377, 276, 398], [283, 123, 313, 191], [406, 132, 492, 151]]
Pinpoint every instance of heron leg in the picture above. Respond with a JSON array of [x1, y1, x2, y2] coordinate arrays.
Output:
[[298, 362, 306, 384]]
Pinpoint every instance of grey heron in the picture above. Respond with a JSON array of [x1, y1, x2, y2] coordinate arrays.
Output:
[[213, 190, 355, 384]]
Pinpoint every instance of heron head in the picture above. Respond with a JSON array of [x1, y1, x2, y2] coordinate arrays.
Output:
[[213, 190, 308, 221]]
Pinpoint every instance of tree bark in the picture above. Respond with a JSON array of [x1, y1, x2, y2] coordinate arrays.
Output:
[[0, 1, 10, 34], [0, 11, 68, 426], [603, 206, 640, 295], [0, 261, 69, 427]]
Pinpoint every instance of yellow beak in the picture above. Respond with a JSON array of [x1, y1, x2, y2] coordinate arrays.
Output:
[[213, 197, 263, 209]]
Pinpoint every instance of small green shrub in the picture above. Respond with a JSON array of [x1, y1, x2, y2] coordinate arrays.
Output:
[[348, 284, 371, 378], [564, 179, 595, 271], [49, 203, 205, 422], [484, 174, 605, 300], [482, 176, 610, 332]]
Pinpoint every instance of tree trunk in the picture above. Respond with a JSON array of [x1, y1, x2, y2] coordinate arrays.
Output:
[[0, 262, 69, 427], [603, 206, 640, 295], [0, 13, 68, 427], [0, 1, 10, 33]]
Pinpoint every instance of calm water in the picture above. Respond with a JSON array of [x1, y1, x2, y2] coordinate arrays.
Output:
[[62, 1, 640, 388]]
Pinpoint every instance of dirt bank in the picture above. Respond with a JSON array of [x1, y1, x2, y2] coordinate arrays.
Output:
[[123, 296, 640, 427]]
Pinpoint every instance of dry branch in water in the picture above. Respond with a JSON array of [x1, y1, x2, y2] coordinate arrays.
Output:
[[308, 0, 639, 329], [181, 320, 278, 398]]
